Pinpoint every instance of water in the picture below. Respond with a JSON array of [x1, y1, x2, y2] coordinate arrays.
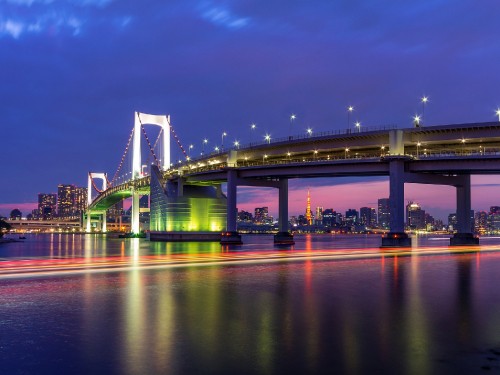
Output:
[[2, 234, 500, 374]]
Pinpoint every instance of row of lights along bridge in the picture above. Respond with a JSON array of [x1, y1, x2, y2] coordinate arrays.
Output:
[[183, 98, 500, 160]]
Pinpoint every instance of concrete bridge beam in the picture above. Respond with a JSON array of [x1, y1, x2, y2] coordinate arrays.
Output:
[[451, 174, 479, 246]]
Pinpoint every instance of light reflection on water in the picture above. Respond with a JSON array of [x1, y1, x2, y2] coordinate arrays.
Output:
[[2, 234, 500, 374]]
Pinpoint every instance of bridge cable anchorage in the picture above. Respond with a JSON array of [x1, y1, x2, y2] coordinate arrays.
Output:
[[139, 120, 162, 169], [145, 128, 164, 167], [110, 126, 135, 186]]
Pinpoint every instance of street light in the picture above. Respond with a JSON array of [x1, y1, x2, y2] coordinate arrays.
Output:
[[202, 139, 208, 155], [355, 121, 361, 133], [221, 132, 227, 150], [313, 150, 318, 160], [381, 146, 385, 156], [345, 147, 350, 158], [421, 96, 429, 125], [307, 128, 312, 137], [233, 140, 240, 149], [287, 152, 291, 161], [416, 142, 421, 158], [290, 114, 296, 137], [413, 115, 421, 128], [461, 138, 466, 155], [264, 134, 271, 144], [347, 106, 354, 132], [263, 154, 268, 163], [250, 123, 256, 144], [496, 109, 500, 122], [215, 146, 220, 152], [189, 144, 194, 157]]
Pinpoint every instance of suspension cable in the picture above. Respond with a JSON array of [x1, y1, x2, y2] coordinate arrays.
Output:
[[110, 127, 135, 186], [170, 124, 188, 158]]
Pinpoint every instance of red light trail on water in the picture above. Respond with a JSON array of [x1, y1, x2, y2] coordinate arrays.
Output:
[[1, 244, 500, 280]]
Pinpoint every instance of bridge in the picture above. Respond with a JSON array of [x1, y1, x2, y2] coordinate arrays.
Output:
[[86, 112, 500, 246]]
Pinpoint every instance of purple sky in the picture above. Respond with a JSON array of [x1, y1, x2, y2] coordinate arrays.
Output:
[[1, 0, 500, 219]]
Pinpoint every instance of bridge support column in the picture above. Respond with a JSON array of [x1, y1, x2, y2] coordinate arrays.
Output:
[[274, 179, 294, 245], [221, 169, 242, 244], [101, 211, 107, 233], [86, 212, 91, 233], [382, 158, 411, 247], [451, 175, 478, 246], [131, 190, 140, 234]]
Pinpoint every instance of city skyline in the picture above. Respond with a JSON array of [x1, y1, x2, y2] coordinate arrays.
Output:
[[1, 1, 500, 217]]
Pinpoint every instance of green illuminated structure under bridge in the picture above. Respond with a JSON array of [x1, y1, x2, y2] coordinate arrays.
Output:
[[149, 165, 227, 241]]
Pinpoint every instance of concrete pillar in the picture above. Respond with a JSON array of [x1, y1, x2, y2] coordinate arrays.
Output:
[[451, 175, 478, 245], [274, 178, 294, 245], [86, 212, 91, 233], [381, 159, 411, 247], [177, 177, 184, 197], [221, 169, 242, 244], [226, 170, 237, 232], [131, 190, 140, 234], [389, 160, 405, 233], [102, 212, 107, 233], [227, 150, 238, 167], [456, 175, 471, 234], [278, 179, 288, 233]]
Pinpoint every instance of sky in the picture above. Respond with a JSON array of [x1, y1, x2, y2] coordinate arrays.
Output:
[[1, 0, 500, 220]]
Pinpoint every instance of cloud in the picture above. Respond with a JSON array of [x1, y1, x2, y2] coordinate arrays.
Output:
[[201, 4, 249, 29], [0, 0, 125, 38]]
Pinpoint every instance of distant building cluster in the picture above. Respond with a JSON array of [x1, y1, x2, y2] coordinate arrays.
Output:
[[10, 184, 88, 221]]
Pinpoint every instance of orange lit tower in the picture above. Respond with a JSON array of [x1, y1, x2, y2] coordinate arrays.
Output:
[[305, 189, 312, 225]]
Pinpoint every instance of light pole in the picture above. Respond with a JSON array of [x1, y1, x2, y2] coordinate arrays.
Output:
[[381, 146, 385, 156], [413, 115, 421, 128], [221, 132, 227, 150], [287, 152, 291, 161], [290, 114, 296, 138], [421, 96, 428, 125], [189, 144, 193, 158], [313, 150, 318, 160], [416, 142, 421, 158], [263, 154, 268, 163], [250, 123, 256, 144], [214, 146, 219, 153], [461, 138, 466, 155], [202, 139, 208, 155], [355, 121, 361, 133], [307, 128, 312, 137], [345, 147, 349, 158], [347, 106, 354, 132], [496, 109, 500, 122], [265, 134, 271, 144], [233, 141, 240, 149]]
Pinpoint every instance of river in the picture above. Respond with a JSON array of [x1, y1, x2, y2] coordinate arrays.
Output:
[[1, 233, 500, 374]]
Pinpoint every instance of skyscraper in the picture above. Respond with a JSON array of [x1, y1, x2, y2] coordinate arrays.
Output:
[[406, 201, 425, 229], [58, 184, 74, 218], [254, 207, 269, 224], [360, 207, 377, 227], [38, 193, 57, 220], [378, 198, 390, 229], [73, 187, 87, 218]]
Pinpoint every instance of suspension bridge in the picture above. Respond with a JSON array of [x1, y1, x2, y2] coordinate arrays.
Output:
[[86, 112, 500, 246]]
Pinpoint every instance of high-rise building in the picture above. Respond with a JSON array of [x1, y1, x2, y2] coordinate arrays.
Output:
[[475, 211, 488, 233], [489, 206, 500, 232], [38, 193, 57, 220], [406, 202, 425, 229], [378, 198, 390, 229], [237, 210, 253, 222], [73, 187, 87, 217], [315, 206, 323, 225], [360, 207, 377, 227], [254, 207, 269, 224], [322, 209, 337, 227], [58, 184, 74, 218], [345, 209, 358, 224], [305, 189, 312, 225]]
